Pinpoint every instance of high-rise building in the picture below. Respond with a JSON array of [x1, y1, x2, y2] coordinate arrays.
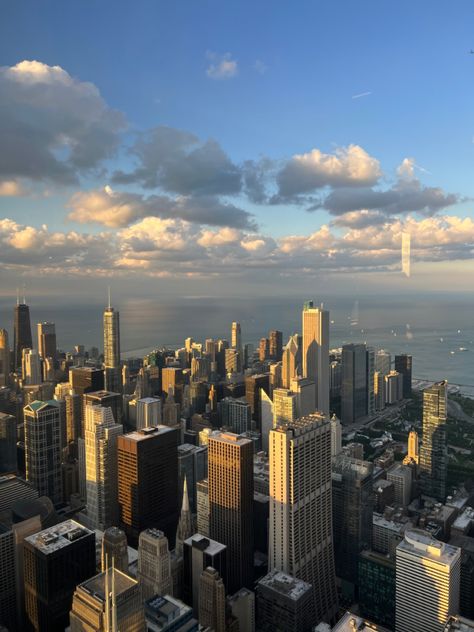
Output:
[[395, 354, 412, 398], [302, 301, 329, 415], [269, 413, 338, 623], [231, 322, 242, 351], [65, 389, 82, 446], [256, 570, 314, 632], [395, 529, 461, 632], [14, 300, 32, 369], [245, 374, 270, 430], [144, 594, 199, 632], [209, 432, 253, 593], [83, 390, 122, 427], [177, 443, 207, 514], [162, 367, 183, 398], [24, 400, 62, 504], [387, 463, 413, 507], [176, 477, 195, 557], [183, 534, 227, 616], [0, 328, 10, 386], [138, 528, 173, 600], [70, 367, 105, 399], [69, 566, 145, 632], [0, 412, 17, 474], [358, 549, 396, 630], [117, 426, 179, 547], [375, 349, 391, 376], [24, 520, 96, 632], [136, 396, 162, 429], [290, 376, 316, 417], [272, 388, 297, 427], [268, 330, 283, 361], [332, 455, 374, 585], [101, 526, 128, 573], [37, 322, 56, 360], [259, 337, 270, 362], [419, 380, 448, 501], [103, 302, 121, 393], [84, 404, 123, 530], [281, 334, 301, 389], [403, 429, 420, 466], [366, 347, 375, 417], [385, 370, 403, 404], [22, 348, 42, 385], [330, 413, 342, 457], [198, 567, 226, 632], [196, 479, 209, 537], [341, 343, 368, 425], [374, 371, 386, 411], [225, 348, 242, 374], [218, 397, 252, 434], [227, 587, 255, 632]]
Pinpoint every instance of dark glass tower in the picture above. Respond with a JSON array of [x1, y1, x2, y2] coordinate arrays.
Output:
[[14, 302, 32, 369]]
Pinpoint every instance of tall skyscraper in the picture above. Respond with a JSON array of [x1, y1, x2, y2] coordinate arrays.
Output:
[[268, 330, 283, 361], [0, 412, 17, 474], [209, 432, 254, 593], [341, 343, 368, 425], [375, 349, 391, 376], [103, 298, 121, 392], [396, 529, 461, 632], [0, 328, 10, 386], [330, 413, 342, 457], [403, 429, 420, 466], [37, 322, 56, 360], [117, 426, 179, 546], [69, 566, 145, 632], [245, 374, 270, 430], [302, 301, 329, 415], [24, 520, 96, 632], [218, 397, 252, 434], [83, 390, 122, 427], [419, 380, 448, 501], [136, 396, 162, 429], [269, 413, 338, 624], [256, 570, 314, 632], [14, 299, 32, 369], [198, 567, 226, 632], [395, 354, 413, 398], [84, 404, 123, 530], [138, 528, 173, 600], [231, 321, 242, 351], [24, 400, 62, 504], [183, 534, 227, 616], [22, 348, 42, 385], [282, 334, 301, 389], [366, 346, 375, 417], [272, 388, 297, 427]]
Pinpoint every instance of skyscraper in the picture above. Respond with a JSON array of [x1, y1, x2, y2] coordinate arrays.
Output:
[[14, 300, 32, 369], [396, 529, 461, 632], [22, 348, 42, 385], [419, 380, 448, 501], [231, 321, 242, 351], [281, 334, 301, 389], [138, 528, 173, 600], [395, 354, 413, 398], [302, 301, 329, 415], [341, 343, 368, 425], [269, 413, 338, 624], [268, 330, 283, 361], [0, 412, 17, 474], [117, 426, 179, 546], [198, 567, 226, 632], [218, 397, 252, 434], [84, 404, 123, 530], [24, 400, 62, 504], [209, 432, 254, 593], [183, 534, 227, 615], [403, 429, 420, 466], [272, 388, 297, 427], [136, 396, 162, 429], [245, 374, 270, 430], [101, 526, 129, 573], [37, 322, 56, 360], [0, 328, 10, 386], [103, 299, 121, 392]]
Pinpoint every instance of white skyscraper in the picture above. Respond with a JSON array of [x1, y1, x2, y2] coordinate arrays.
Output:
[[330, 413, 342, 457], [84, 404, 123, 529], [136, 397, 162, 429], [269, 413, 338, 623], [396, 529, 461, 632], [302, 301, 329, 416], [22, 348, 42, 385]]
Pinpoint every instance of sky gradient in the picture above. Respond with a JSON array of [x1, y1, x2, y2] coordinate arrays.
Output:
[[1, 0, 474, 299]]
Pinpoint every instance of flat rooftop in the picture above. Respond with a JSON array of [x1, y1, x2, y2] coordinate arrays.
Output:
[[258, 569, 311, 600], [123, 425, 175, 441], [79, 568, 137, 602], [25, 519, 93, 554], [330, 611, 391, 631], [209, 431, 252, 447], [398, 529, 461, 564], [184, 533, 226, 555]]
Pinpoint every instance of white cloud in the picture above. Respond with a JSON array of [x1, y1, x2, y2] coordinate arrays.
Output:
[[206, 52, 238, 80], [0, 180, 26, 196]]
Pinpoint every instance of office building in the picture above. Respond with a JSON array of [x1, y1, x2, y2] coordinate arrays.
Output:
[[138, 528, 173, 600], [65, 389, 82, 445], [117, 426, 179, 547], [0, 412, 17, 473], [225, 347, 242, 374], [101, 526, 128, 573], [70, 366, 104, 394], [330, 413, 342, 457], [260, 390, 273, 454], [22, 348, 42, 385], [0, 328, 10, 386], [178, 443, 207, 514], [84, 405, 123, 530], [290, 376, 316, 417], [227, 587, 255, 632], [209, 431, 254, 593], [281, 334, 301, 389], [328, 612, 392, 631], [332, 455, 374, 585], [256, 570, 314, 632], [83, 390, 121, 427], [162, 367, 183, 398], [231, 322, 242, 351], [24, 400, 62, 504], [395, 354, 413, 398], [374, 371, 386, 411], [396, 529, 461, 632], [385, 370, 403, 404], [341, 343, 368, 425], [69, 566, 144, 632], [419, 380, 448, 501], [268, 330, 283, 361], [245, 374, 270, 430], [375, 349, 391, 376], [183, 534, 227, 615], [302, 301, 329, 415], [14, 300, 32, 369], [37, 322, 56, 360], [272, 388, 297, 426], [358, 549, 396, 630], [403, 429, 420, 466], [218, 397, 252, 434], [367, 347, 375, 416], [196, 479, 209, 537], [259, 337, 270, 362], [198, 567, 226, 632], [136, 397, 162, 429], [145, 594, 198, 632], [387, 463, 413, 507], [103, 302, 121, 393], [23, 520, 96, 632], [269, 414, 338, 623]]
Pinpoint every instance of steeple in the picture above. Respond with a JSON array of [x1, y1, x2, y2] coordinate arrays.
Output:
[[175, 476, 194, 557]]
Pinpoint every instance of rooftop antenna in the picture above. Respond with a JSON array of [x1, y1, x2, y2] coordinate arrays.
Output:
[[16, 288, 20, 306], [22, 284, 26, 305], [107, 285, 111, 310]]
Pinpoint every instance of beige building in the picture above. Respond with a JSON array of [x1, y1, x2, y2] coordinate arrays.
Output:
[[198, 567, 226, 632], [138, 528, 173, 600], [272, 388, 297, 427], [301, 301, 329, 415]]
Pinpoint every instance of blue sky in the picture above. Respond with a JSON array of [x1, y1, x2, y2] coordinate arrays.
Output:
[[0, 0, 473, 297]]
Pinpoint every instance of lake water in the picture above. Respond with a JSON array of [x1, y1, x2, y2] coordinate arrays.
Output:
[[0, 293, 472, 395]]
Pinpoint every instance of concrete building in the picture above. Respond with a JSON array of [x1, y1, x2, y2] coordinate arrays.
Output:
[[144, 594, 198, 632], [227, 587, 255, 632], [396, 529, 461, 632], [103, 302, 121, 393], [218, 397, 252, 434], [37, 322, 56, 361], [395, 354, 412, 398], [358, 549, 396, 630], [326, 612, 392, 631], [385, 370, 403, 404], [183, 534, 226, 616], [403, 429, 420, 466], [0, 328, 10, 386], [272, 388, 297, 427], [375, 349, 391, 376], [302, 301, 329, 415], [0, 412, 17, 474], [198, 567, 226, 632], [138, 528, 173, 600], [269, 414, 338, 623], [196, 479, 209, 537], [387, 463, 413, 507], [22, 348, 42, 385], [330, 413, 342, 457], [101, 526, 128, 573], [256, 570, 314, 632], [136, 397, 162, 429], [290, 376, 316, 418], [281, 334, 301, 389]]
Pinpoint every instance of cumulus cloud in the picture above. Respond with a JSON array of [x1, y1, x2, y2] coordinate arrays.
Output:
[[0, 180, 27, 196], [331, 210, 388, 229], [67, 186, 256, 230], [206, 52, 238, 79], [276, 144, 382, 199], [113, 126, 242, 195], [0, 60, 126, 185]]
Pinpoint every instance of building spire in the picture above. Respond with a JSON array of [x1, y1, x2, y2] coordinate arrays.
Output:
[[107, 285, 111, 310], [175, 475, 194, 557], [22, 283, 26, 305], [16, 287, 19, 306]]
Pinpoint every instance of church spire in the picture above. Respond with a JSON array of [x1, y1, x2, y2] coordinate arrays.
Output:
[[175, 475, 194, 557]]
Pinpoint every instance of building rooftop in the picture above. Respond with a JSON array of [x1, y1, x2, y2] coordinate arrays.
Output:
[[137, 397, 161, 404], [328, 611, 392, 631], [359, 548, 396, 569], [397, 529, 461, 564], [25, 519, 93, 554], [443, 616, 474, 632], [122, 425, 175, 441], [209, 431, 252, 447], [24, 399, 59, 413], [274, 413, 328, 435], [78, 568, 138, 602], [184, 533, 226, 556], [257, 569, 311, 600]]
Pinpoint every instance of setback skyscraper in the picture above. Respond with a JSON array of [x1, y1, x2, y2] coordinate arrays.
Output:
[[301, 301, 329, 415], [14, 299, 32, 369], [0, 328, 10, 386]]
